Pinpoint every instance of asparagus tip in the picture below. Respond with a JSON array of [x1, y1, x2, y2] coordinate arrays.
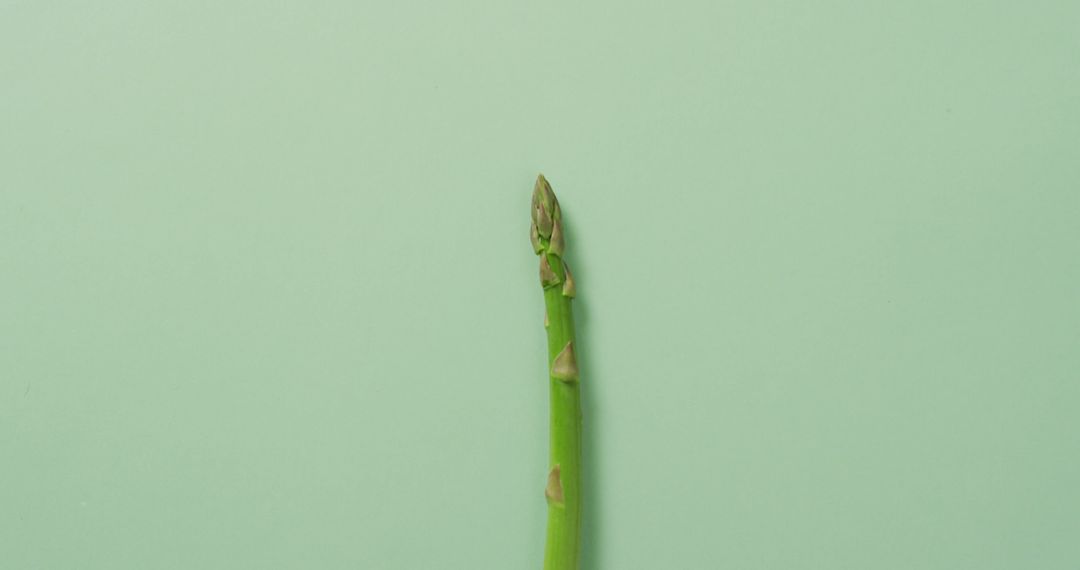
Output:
[[532, 174, 558, 238]]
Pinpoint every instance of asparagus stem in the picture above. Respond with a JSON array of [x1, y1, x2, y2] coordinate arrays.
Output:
[[531, 174, 582, 570]]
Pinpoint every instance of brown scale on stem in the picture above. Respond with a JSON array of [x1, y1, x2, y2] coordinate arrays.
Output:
[[545, 465, 564, 505]]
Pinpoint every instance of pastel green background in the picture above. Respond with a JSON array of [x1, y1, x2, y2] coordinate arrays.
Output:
[[2, 2, 1078, 569]]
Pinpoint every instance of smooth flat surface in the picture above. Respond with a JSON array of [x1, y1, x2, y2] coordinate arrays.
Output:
[[3, 2, 1079, 569]]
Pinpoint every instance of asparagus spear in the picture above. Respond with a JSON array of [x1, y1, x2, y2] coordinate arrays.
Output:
[[531, 174, 582, 570]]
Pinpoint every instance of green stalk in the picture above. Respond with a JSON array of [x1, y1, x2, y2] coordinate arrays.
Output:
[[531, 174, 582, 570]]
